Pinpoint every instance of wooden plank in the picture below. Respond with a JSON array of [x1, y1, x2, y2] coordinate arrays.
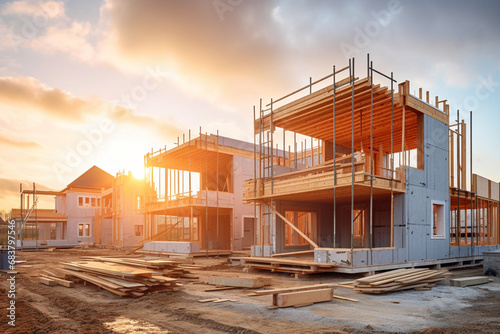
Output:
[[197, 298, 218, 303], [356, 268, 422, 283], [271, 250, 315, 258], [207, 276, 271, 288], [277, 288, 333, 307], [39, 277, 56, 286], [212, 299, 237, 303], [450, 276, 490, 287], [333, 295, 359, 302], [40, 274, 74, 288], [96, 276, 146, 288], [204, 286, 239, 292], [63, 261, 154, 278], [251, 283, 336, 296]]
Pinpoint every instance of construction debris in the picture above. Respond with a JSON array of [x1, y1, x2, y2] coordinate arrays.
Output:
[[450, 276, 490, 287], [348, 268, 450, 294]]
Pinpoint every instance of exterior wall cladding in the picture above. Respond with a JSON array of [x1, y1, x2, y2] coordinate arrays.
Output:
[[405, 114, 451, 261], [316, 114, 499, 266], [404, 115, 499, 262]]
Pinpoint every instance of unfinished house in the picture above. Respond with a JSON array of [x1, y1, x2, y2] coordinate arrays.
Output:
[[141, 133, 255, 254], [56, 165, 114, 245], [95, 171, 156, 248], [243, 56, 500, 273], [12, 166, 152, 249]]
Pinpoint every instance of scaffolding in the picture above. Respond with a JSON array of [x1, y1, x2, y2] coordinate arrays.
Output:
[[17, 183, 65, 250]]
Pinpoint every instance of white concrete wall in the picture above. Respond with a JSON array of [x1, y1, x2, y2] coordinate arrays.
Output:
[[64, 192, 98, 244], [233, 155, 257, 251]]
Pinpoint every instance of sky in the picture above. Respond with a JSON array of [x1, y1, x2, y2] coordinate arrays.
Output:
[[0, 0, 499, 212]]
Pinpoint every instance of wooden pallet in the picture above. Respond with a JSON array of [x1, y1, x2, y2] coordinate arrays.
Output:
[[242, 256, 337, 274]]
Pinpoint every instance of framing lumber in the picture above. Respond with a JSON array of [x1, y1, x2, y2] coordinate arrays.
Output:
[[450, 276, 489, 287], [39, 274, 75, 288], [39, 277, 56, 286], [276, 288, 333, 307]]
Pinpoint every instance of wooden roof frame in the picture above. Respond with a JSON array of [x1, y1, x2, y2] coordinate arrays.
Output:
[[146, 134, 255, 172], [256, 77, 449, 154]]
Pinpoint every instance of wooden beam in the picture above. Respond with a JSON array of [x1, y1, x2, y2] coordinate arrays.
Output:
[[277, 288, 333, 307], [40, 274, 75, 288], [39, 277, 56, 286]]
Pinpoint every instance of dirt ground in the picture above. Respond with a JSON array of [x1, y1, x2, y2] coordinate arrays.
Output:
[[0, 248, 499, 334]]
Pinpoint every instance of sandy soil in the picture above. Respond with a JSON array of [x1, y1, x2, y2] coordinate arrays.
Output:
[[0, 248, 499, 334]]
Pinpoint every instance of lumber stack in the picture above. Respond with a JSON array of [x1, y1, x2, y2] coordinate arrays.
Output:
[[350, 268, 450, 294], [39, 256, 198, 298], [80, 256, 198, 279]]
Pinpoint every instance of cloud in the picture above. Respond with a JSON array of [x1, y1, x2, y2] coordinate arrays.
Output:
[[93, 0, 500, 110], [1, 0, 65, 18], [31, 21, 95, 62], [0, 75, 183, 139], [0, 178, 54, 198], [0, 177, 56, 212], [0, 133, 41, 148], [110, 105, 181, 139], [97, 0, 293, 107], [0, 76, 102, 121]]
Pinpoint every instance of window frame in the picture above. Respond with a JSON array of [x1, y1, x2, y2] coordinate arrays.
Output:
[[431, 200, 446, 239]]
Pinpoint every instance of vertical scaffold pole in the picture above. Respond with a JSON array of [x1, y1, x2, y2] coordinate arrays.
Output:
[[369, 58, 374, 264], [350, 58, 355, 265], [333, 65, 337, 248]]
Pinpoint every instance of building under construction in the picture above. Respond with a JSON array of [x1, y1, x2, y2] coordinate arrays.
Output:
[[141, 133, 256, 254], [242, 55, 500, 273]]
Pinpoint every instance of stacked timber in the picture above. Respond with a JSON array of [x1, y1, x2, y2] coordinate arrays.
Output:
[[39, 256, 198, 297], [350, 268, 450, 294]]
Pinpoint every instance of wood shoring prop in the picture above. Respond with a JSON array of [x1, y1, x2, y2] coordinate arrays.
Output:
[[127, 218, 184, 254], [262, 201, 319, 249]]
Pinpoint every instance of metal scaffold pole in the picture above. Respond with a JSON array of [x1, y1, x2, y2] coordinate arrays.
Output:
[[350, 57, 355, 266], [369, 56, 374, 264], [332, 65, 337, 248]]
